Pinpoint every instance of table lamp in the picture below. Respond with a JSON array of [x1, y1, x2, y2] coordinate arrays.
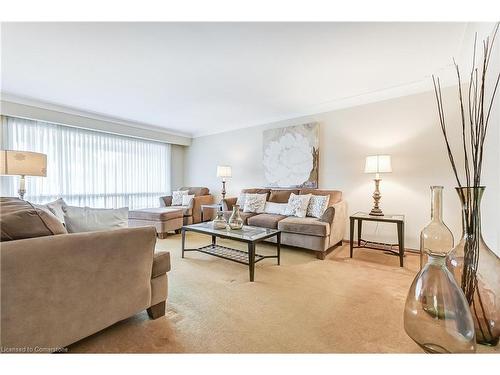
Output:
[[364, 155, 392, 216], [216, 165, 232, 200], [0, 150, 47, 200]]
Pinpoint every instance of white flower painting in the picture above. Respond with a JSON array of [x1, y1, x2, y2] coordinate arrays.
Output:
[[263, 123, 319, 188]]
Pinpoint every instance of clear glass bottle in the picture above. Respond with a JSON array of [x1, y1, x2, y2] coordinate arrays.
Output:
[[404, 252, 476, 353], [447, 187, 500, 346], [212, 211, 227, 230], [420, 186, 454, 269], [228, 204, 243, 230]]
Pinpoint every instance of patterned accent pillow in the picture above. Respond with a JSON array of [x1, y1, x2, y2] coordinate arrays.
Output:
[[172, 190, 189, 205], [236, 193, 246, 207], [243, 193, 267, 213], [306, 195, 330, 218], [181, 194, 195, 206], [284, 193, 312, 218]]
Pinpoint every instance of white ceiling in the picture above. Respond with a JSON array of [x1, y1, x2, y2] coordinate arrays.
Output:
[[1, 22, 469, 137]]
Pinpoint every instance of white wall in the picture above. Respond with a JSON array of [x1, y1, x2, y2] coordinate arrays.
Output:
[[185, 86, 499, 254], [171, 144, 186, 190]]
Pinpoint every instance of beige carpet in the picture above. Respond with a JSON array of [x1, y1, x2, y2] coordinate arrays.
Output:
[[68, 232, 499, 353]]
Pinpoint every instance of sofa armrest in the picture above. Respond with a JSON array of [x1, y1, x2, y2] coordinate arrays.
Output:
[[152, 251, 171, 278], [191, 194, 215, 223], [159, 196, 173, 207], [0, 226, 157, 350], [328, 200, 347, 246], [222, 197, 237, 211]]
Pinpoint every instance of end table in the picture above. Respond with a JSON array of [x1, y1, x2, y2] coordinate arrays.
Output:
[[349, 212, 405, 267]]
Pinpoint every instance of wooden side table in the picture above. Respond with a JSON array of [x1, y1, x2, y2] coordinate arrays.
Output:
[[200, 203, 223, 222], [349, 212, 405, 267]]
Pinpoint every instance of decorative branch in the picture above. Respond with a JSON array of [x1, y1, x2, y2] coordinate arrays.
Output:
[[432, 22, 500, 306]]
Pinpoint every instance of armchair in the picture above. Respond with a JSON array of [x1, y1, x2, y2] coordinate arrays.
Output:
[[160, 186, 214, 224]]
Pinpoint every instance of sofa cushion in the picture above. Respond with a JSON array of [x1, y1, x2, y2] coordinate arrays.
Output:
[[299, 188, 342, 205], [222, 210, 257, 224], [0, 197, 67, 241], [129, 207, 183, 221], [152, 251, 171, 277], [247, 213, 287, 229], [278, 216, 330, 237], [269, 189, 299, 203], [241, 188, 270, 200], [180, 186, 209, 196], [45, 198, 67, 223], [63, 206, 129, 233]]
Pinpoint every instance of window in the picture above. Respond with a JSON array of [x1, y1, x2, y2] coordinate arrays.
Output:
[[0, 116, 171, 209]]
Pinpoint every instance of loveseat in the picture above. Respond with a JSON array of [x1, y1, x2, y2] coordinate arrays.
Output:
[[159, 186, 214, 224], [222, 188, 347, 259], [0, 197, 170, 352]]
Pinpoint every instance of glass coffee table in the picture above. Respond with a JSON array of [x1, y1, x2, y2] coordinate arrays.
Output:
[[181, 222, 281, 281]]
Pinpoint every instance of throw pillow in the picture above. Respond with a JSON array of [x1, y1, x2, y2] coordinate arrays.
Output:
[[63, 205, 129, 233], [284, 193, 312, 218], [45, 198, 67, 223], [243, 193, 267, 213], [306, 195, 330, 218], [235, 193, 246, 207], [264, 202, 288, 215], [181, 194, 195, 206], [0, 197, 67, 241], [172, 190, 189, 206]]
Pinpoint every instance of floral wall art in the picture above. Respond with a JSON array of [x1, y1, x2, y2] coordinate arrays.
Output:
[[263, 123, 319, 188]]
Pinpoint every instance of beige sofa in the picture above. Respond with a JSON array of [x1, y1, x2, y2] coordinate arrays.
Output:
[[0, 197, 170, 352], [160, 186, 214, 225], [223, 188, 347, 259]]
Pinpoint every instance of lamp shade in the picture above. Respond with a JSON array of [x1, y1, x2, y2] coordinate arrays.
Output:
[[216, 165, 232, 178], [364, 155, 392, 174], [0, 150, 47, 177]]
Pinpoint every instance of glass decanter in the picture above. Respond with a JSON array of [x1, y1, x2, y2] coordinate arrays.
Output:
[[228, 204, 243, 230], [420, 186, 454, 269]]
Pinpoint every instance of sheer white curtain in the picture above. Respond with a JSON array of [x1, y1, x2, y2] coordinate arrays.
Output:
[[0, 116, 171, 209]]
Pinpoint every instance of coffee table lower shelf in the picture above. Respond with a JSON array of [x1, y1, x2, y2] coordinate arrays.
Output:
[[184, 244, 274, 265]]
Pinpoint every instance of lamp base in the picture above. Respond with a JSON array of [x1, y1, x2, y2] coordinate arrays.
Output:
[[369, 208, 384, 216], [221, 180, 226, 200], [369, 178, 384, 216]]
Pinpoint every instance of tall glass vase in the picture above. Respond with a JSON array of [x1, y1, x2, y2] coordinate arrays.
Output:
[[420, 186, 454, 269], [404, 253, 476, 353], [447, 187, 500, 346]]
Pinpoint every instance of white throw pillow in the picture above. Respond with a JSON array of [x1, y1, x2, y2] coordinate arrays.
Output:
[[243, 193, 267, 213], [46, 198, 67, 223], [284, 193, 312, 218], [182, 194, 195, 206], [63, 205, 129, 233], [235, 193, 246, 207], [306, 195, 330, 218], [264, 202, 288, 215], [172, 190, 189, 206]]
